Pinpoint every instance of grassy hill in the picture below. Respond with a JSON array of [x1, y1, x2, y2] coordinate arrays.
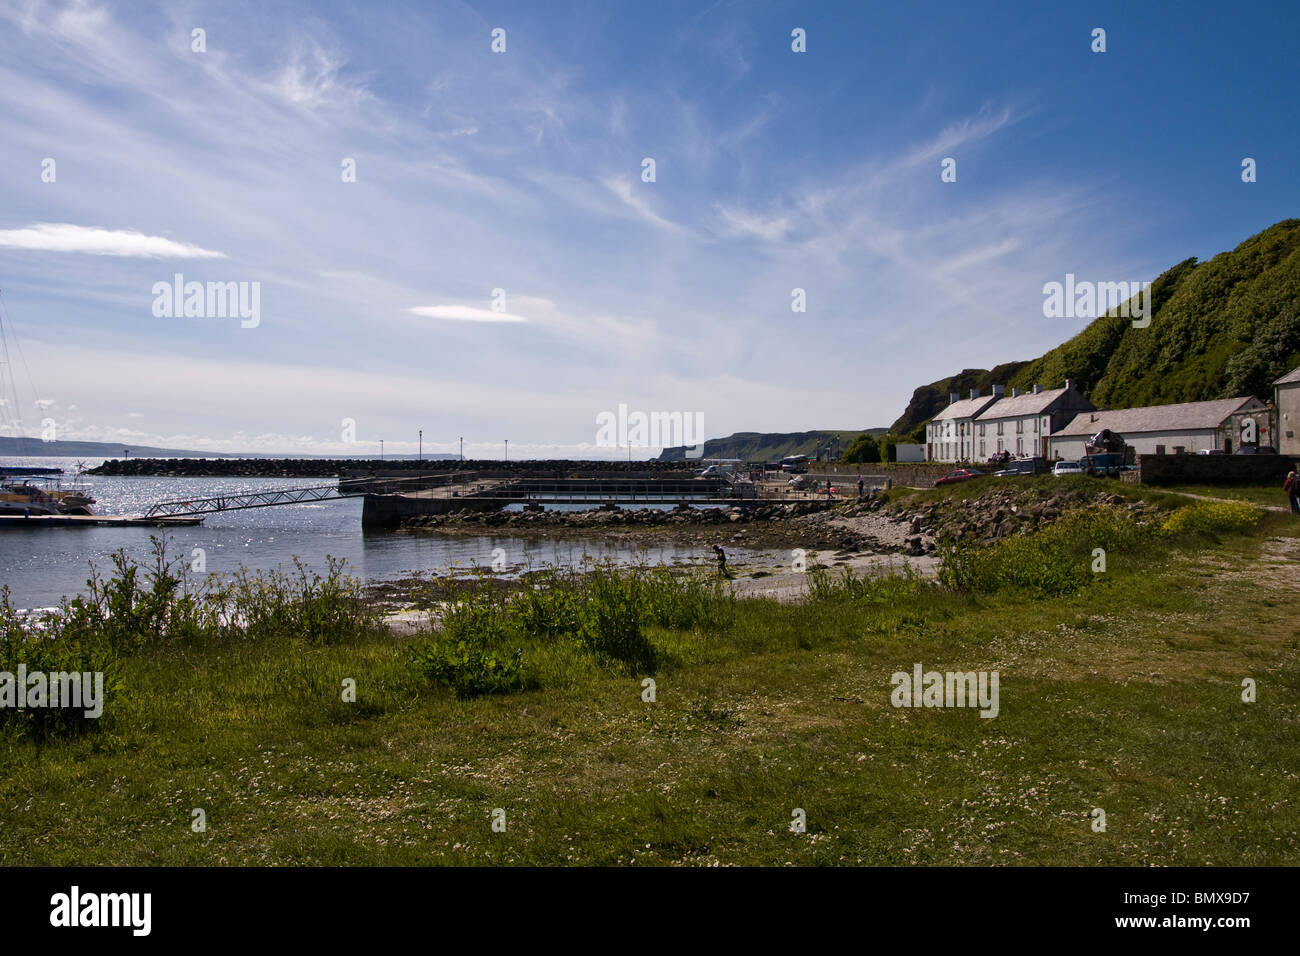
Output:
[[658, 429, 882, 462], [893, 218, 1300, 432]]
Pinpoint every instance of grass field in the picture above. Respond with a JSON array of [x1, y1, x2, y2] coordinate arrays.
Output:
[[1155, 484, 1294, 511], [1, 499, 1297, 866]]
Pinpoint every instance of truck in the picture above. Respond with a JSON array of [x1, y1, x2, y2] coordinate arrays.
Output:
[[1079, 429, 1134, 477]]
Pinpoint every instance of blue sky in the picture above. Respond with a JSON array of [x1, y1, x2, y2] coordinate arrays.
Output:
[[0, 0, 1295, 457]]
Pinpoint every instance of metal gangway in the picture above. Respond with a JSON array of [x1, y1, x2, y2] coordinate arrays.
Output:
[[139, 480, 369, 519], [137, 471, 492, 519]]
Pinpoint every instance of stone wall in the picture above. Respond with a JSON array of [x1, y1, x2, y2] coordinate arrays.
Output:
[[361, 493, 499, 529], [1137, 454, 1299, 486], [809, 461, 957, 487]]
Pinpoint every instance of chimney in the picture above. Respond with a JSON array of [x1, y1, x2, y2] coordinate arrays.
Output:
[[1011, 387, 1021, 398], [1065, 379, 1073, 391], [1033, 384, 1042, 394], [949, 391, 960, 406], [991, 384, 1005, 398], [969, 388, 978, 401]]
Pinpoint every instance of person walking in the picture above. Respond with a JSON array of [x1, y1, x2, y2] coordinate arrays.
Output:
[[712, 545, 730, 578], [857, 475, 865, 499], [1285, 470, 1299, 515]]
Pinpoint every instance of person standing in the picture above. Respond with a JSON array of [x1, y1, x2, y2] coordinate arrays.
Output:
[[1285, 471, 1299, 515], [857, 475, 865, 499]]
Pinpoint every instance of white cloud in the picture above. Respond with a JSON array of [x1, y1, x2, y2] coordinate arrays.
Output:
[[409, 305, 528, 323], [0, 223, 226, 258], [716, 205, 790, 241], [603, 176, 683, 233]]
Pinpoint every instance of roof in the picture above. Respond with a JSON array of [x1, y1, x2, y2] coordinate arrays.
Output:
[[1275, 366, 1300, 386], [1053, 397, 1264, 437], [932, 395, 998, 421], [975, 387, 1086, 421]]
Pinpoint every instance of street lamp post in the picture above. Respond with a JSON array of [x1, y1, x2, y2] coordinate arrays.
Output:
[[379, 439, 384, 461], [459, 436, 464, 462], [418, 430, 423, 482], [504, 439, 508, 462]]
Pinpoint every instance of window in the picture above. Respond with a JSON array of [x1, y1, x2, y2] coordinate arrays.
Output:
[[996, 422, 1004, 435], [979, 423, 985, 436], [1016, 438, 1024, 455], [996, 439, 1004, 453], [1016, 419, 1023, 433], [979, 440, 985, 457], [1155, 445, 1165, 455]]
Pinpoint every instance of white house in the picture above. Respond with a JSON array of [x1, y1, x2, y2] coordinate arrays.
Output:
[[926, 389, 998, 462], [1274, 366, 1300, 455], [972, 381, 1095, 460], [1048, 396, 1271, 459]]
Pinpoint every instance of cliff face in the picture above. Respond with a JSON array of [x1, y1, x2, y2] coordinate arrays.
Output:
[[890, 363, 1030, 435]]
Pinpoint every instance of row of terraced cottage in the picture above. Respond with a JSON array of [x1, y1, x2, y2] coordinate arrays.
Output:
[[924, 366, 1300, 463]]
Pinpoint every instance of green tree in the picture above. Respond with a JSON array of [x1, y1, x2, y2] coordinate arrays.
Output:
[[841, 433, 880, 463]]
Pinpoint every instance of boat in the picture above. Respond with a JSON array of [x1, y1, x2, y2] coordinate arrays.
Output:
[[0, 289, 98, 516], [0, 473, 96, 515]]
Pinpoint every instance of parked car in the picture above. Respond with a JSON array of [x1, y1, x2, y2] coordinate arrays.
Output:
[[1053, 460, 1084, 476], [992, 456, 1050, 477], [1234, 445, 1277, 455], [935, 468, 983, 486], [1196, 449, 1226, 455]]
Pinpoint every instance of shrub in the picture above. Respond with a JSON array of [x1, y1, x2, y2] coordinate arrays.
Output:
[[577, 566, 657, 673], [939, 505, 1157, 598], [0, 587, 124, 741], [222, 556, 376, 645], [516, 569, 582, 641], [410, 583, 526, 699], [1161, 500, 1262, 538], [410, 639, 524, 700], [808, 563, 929, 605], [636, 564, 735, 631]]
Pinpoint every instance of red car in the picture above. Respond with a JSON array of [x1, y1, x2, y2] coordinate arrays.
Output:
[[935, 468, 983, 486]]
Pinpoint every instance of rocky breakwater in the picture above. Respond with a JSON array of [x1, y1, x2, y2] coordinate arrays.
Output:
[[404, 500, 825, 529], [875, 487, 1165, 554], [398, 499, 950, 555], [90, 457, 701, 479]]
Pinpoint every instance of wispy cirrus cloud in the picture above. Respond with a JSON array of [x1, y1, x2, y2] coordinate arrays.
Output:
[[602, 176, 684, 233], [409, 305, 528, 323], [0, 223, 225, 258], [716, 205, 790, 241]]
